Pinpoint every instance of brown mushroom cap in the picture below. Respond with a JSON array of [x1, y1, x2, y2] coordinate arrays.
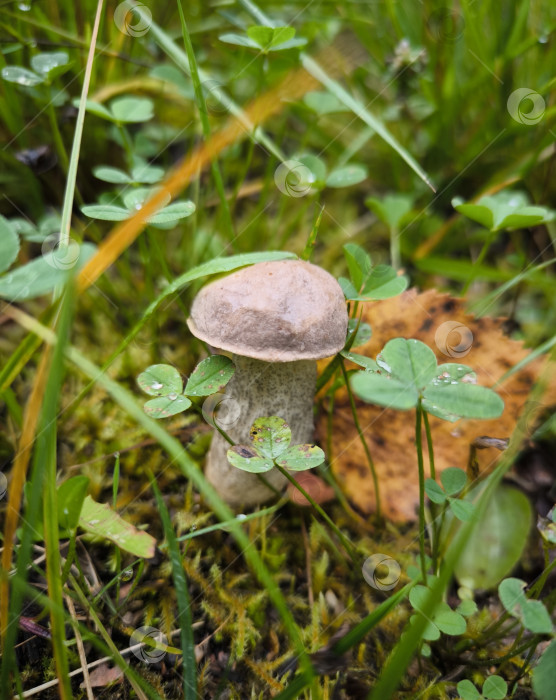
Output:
[[187, 259, 348, 362]]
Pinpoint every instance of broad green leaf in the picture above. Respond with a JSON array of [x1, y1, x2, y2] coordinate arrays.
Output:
[[441, 467, 467, 496], [93, 166, 131, 184], [533, 639, 556, 700], [296, 153, 327, 187], [249, 416, 291, 459], [449, 499, 475, 522], [123, 186, 171, 211], [381, 338, 438, 390], [110, 96, 154, 123], [408, 585, 429, 613], [482, 675, 507, 700], [0, 215, 20, 274], [434, 364, 476, 383], [366, 193, 414, 230], [246, 25, 275, 47], [148, 201, 196, 223], [130, 163, 165, 184], [454, 485, 532, 590], [79, 495, 156, 558], [143, 395, 191, 418], [1, 66, 43, 86], [338, 276, 359, 300], [30, 51, 69, 78], [424, 478, 446, 504], [498, 577, 527, 614], [343, 242, 371, 290], [326, 164, 367, 188], [227, 445, 274, 473], [137, 364, 183, 396], [341, 351, 379, 372], [521, 599, 553, 634], [456, 600, 478, 617], [351, 372, 419, 410], [303, 90, 348, 114], [355, 266, 408, 300], [80, 98, 113, 120], [184, 355, 235, 396], [268, 26, 296, 47], [218, 33, 259, 48], [347, 319, 372, 346], [456, 680, 481, 700], [57, 476, 89, 531], [81, 204, 131, 221], [0, 242, 96, 301], [275, 444, 325, 471], [423, 382, 504, 419], [434, 609, 466, 635], [452, 200, 494, 230]]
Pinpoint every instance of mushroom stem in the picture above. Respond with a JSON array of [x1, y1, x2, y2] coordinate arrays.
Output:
[[205, 354, 317, 507]]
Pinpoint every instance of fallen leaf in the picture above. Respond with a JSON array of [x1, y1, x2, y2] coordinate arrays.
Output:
[[82, 664, 123, 688], [317, 289, 556, 521]]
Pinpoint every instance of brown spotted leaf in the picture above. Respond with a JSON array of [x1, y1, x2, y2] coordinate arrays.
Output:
[[317, 289, 556, 521]]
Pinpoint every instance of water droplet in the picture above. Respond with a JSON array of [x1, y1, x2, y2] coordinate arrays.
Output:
[[168, 392, 178, 400], [134, 203, 143, 210], [151, 381, 163, 390], [538, 34, 548, 44], [236, 514, 247, 521], [18, 2, 31, 9]]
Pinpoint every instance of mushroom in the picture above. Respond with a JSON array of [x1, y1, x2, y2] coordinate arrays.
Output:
[[187, 259, 348, 507]]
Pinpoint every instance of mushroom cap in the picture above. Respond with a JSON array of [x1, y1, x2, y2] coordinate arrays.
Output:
[[187, 259, 348, 362]]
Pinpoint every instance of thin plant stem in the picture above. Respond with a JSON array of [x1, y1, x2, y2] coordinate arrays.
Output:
[[274, 464, 359, 563], [415, 401, 428, 584], [176, 0, 235, 244], [423, 410, 440, 570], [339, 357, 382, 521]]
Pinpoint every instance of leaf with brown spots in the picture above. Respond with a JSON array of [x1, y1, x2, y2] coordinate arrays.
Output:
[[317, 289, 556, 521]]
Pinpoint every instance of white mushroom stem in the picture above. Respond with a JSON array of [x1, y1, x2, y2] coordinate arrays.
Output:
[[205, 354, 317, 507]]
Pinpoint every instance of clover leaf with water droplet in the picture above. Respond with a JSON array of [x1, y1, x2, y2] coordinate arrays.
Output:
[[137, 356, 235, 419], [350, 338, 504, 421]]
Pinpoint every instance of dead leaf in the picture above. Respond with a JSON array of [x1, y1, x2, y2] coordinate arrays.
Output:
[[82, 664, 123, 688], [317, 289, 556, 521]]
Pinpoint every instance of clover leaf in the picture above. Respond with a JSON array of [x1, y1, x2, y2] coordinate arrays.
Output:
[[350, 338, 504, 421]]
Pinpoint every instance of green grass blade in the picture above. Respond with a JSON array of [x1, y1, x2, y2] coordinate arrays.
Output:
[[176, 1, 234, 244], [150, 476, 197, 698], [238, 0, 435, 191], [16, 310, 315, 683], [132, 5, 285, 161]]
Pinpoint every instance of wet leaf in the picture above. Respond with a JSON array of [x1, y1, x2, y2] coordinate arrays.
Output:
[[79, 496, 156, 558], [382, 338, 438, 389], [0, 215, 20, 274], [185, 355, 235, 396], [30, 51, 70, 79], [58, 476, 89, 532], [137, 364, 183, 396], [1, 65, 43, 86], [326, 164, 367, 188], [533, 640, 556, 700], [453, 485, 532, 590], [440, 467, 467, 496], [227, 445, 274, 473], [143, 395, 191, 418], [347, 319, 372, 346], [275, 444, 325, 471], [351, 372, 419, 410], [423, 382, 504, 419], [249, 416, 291, 459]]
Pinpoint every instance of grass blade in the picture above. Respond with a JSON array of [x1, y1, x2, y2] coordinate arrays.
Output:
[[151, 476, 197, 698]]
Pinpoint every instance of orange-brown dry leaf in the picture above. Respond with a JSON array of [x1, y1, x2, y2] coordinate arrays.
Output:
[[316, 289, 555, 522]]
